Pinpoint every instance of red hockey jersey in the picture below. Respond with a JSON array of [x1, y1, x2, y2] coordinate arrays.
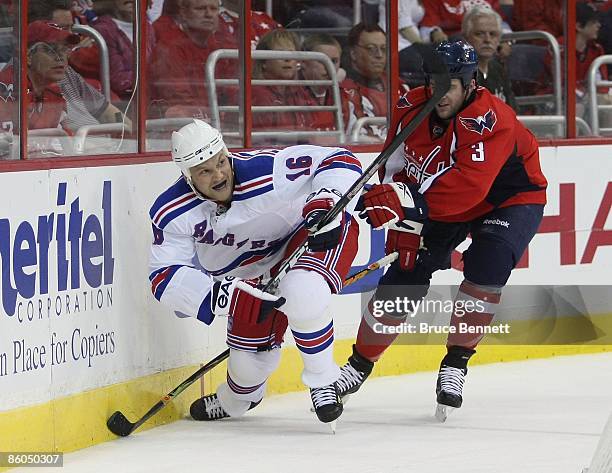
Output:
[[381, 87, 547, 222]]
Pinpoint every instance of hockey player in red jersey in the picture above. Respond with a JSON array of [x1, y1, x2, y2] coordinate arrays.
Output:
[[335, 40, 547, 419]]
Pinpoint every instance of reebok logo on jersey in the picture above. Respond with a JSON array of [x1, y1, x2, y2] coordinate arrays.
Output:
[[482, 218, 509, 228], [459, 109, 497, 135]]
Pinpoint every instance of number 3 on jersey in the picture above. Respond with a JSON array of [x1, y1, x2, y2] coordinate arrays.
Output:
[[471, 142, 485, 162], [285, 155, 313, 181]]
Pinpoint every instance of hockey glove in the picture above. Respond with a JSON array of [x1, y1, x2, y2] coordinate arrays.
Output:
[[302, 188, 346, 252], [386, 221, 424, 271], [211, 276, 285, 324], [360, 182, 428, 229]]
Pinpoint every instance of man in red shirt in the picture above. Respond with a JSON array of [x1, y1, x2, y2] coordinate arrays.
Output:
[[341, 23, 409, 142], [420, 0, 506, 42], [335, 40, 547, 418], [150, 0, 237, 120]]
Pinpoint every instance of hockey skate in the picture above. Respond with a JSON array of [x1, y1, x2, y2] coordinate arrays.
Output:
[[435, 346, 475, 422], [336, 344, 374, 403], [190, 393, 260, 421], [310, 383, 343, 432]]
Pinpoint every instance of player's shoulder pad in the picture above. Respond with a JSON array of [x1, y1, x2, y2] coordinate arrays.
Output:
[[149, 177, 202, 230], [395, 87, 429, 111], [456, 88, 513, 141], [231, 149, 278, 201]]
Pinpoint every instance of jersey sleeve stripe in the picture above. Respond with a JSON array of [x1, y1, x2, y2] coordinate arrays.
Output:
[[152, 193, 199, 226], [149, 265, 183, 301], [233, 183, 274, 201], [196, 293, 214, 325], [234, 175, 273, 192], [314, 153, 362, 177], [157, 197, 202, 229]]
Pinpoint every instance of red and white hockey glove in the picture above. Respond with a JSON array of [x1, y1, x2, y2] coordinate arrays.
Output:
[[302, 188, 346, 252], [385, 222, 424, 271], [211, 276, 285, 324], [360, 182, 428, 229]]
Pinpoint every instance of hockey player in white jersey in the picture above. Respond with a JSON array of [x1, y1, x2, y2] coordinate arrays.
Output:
[[148, 119, 362, 425]]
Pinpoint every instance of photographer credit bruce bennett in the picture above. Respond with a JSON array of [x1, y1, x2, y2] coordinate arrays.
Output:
[[370, 297, 511, 335]]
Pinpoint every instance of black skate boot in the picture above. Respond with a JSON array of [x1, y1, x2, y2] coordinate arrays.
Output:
[[336, 344, 374, 401], [190, 393, 261, 421], [310, 383, 343, 425], [435, 346, 475, 422]]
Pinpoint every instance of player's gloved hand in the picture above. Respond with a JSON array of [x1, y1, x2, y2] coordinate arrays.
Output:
[[359, 182, 428, 229], [386, 221, 424, 271], [211, 276, 285, 324], [302, 188, 346, 252]]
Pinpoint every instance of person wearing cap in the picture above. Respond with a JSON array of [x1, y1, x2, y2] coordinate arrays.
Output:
[[148, 119, 363, 426], [0, 20, 131, 158], [334, 40, 547, 420], [0, 21, 79, 157]]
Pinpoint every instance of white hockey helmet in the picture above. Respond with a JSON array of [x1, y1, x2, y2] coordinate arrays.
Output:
[[171, 119, 229, 198]]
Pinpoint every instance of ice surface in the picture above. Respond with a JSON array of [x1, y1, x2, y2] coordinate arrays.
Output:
[[15, 353, 612, 473]]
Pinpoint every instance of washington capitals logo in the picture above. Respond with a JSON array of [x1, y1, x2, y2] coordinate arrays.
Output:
[[459, 109, 497, 135], [397, 95, 412, 108]]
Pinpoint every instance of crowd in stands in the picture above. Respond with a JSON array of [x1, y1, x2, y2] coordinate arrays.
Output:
[[1, 0, 612, 158]]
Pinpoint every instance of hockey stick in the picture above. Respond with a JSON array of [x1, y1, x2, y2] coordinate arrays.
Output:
[[260, 46, 450, 296], [107, 48, 449, 437], [106, 252, 399, 437]]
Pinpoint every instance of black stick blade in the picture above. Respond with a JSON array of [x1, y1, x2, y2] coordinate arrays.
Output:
[[107, 411, 135, 437]]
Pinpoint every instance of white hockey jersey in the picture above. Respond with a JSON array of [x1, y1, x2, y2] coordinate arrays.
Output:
[[148, 145, 363, 324]]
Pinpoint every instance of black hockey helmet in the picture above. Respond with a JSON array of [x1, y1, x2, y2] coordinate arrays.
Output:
[[423, 39, 478, 88]]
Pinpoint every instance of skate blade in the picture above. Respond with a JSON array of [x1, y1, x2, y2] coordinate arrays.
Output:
[[435, 403, 455, 422], [329, 420, 337, 434]]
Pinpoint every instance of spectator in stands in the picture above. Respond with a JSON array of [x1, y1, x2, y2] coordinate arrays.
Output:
[[463, 6, 517, 110], [152, 0, 183, 44], [150, 0, 237, 119], [251, 29, 313, 136], [342, 23, 409, 142], [300, 34, 345, 105], [378, 0, 430, 74], [29, 0, 101, 86], [0, 21, 129, 157], [299, 33, 346, 137], [420, 0, 510, 43], [511, 0, 563, 37], [573, 2, 612, 126], [90, 0, 156, 101], [219, 0, 281, 49]]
